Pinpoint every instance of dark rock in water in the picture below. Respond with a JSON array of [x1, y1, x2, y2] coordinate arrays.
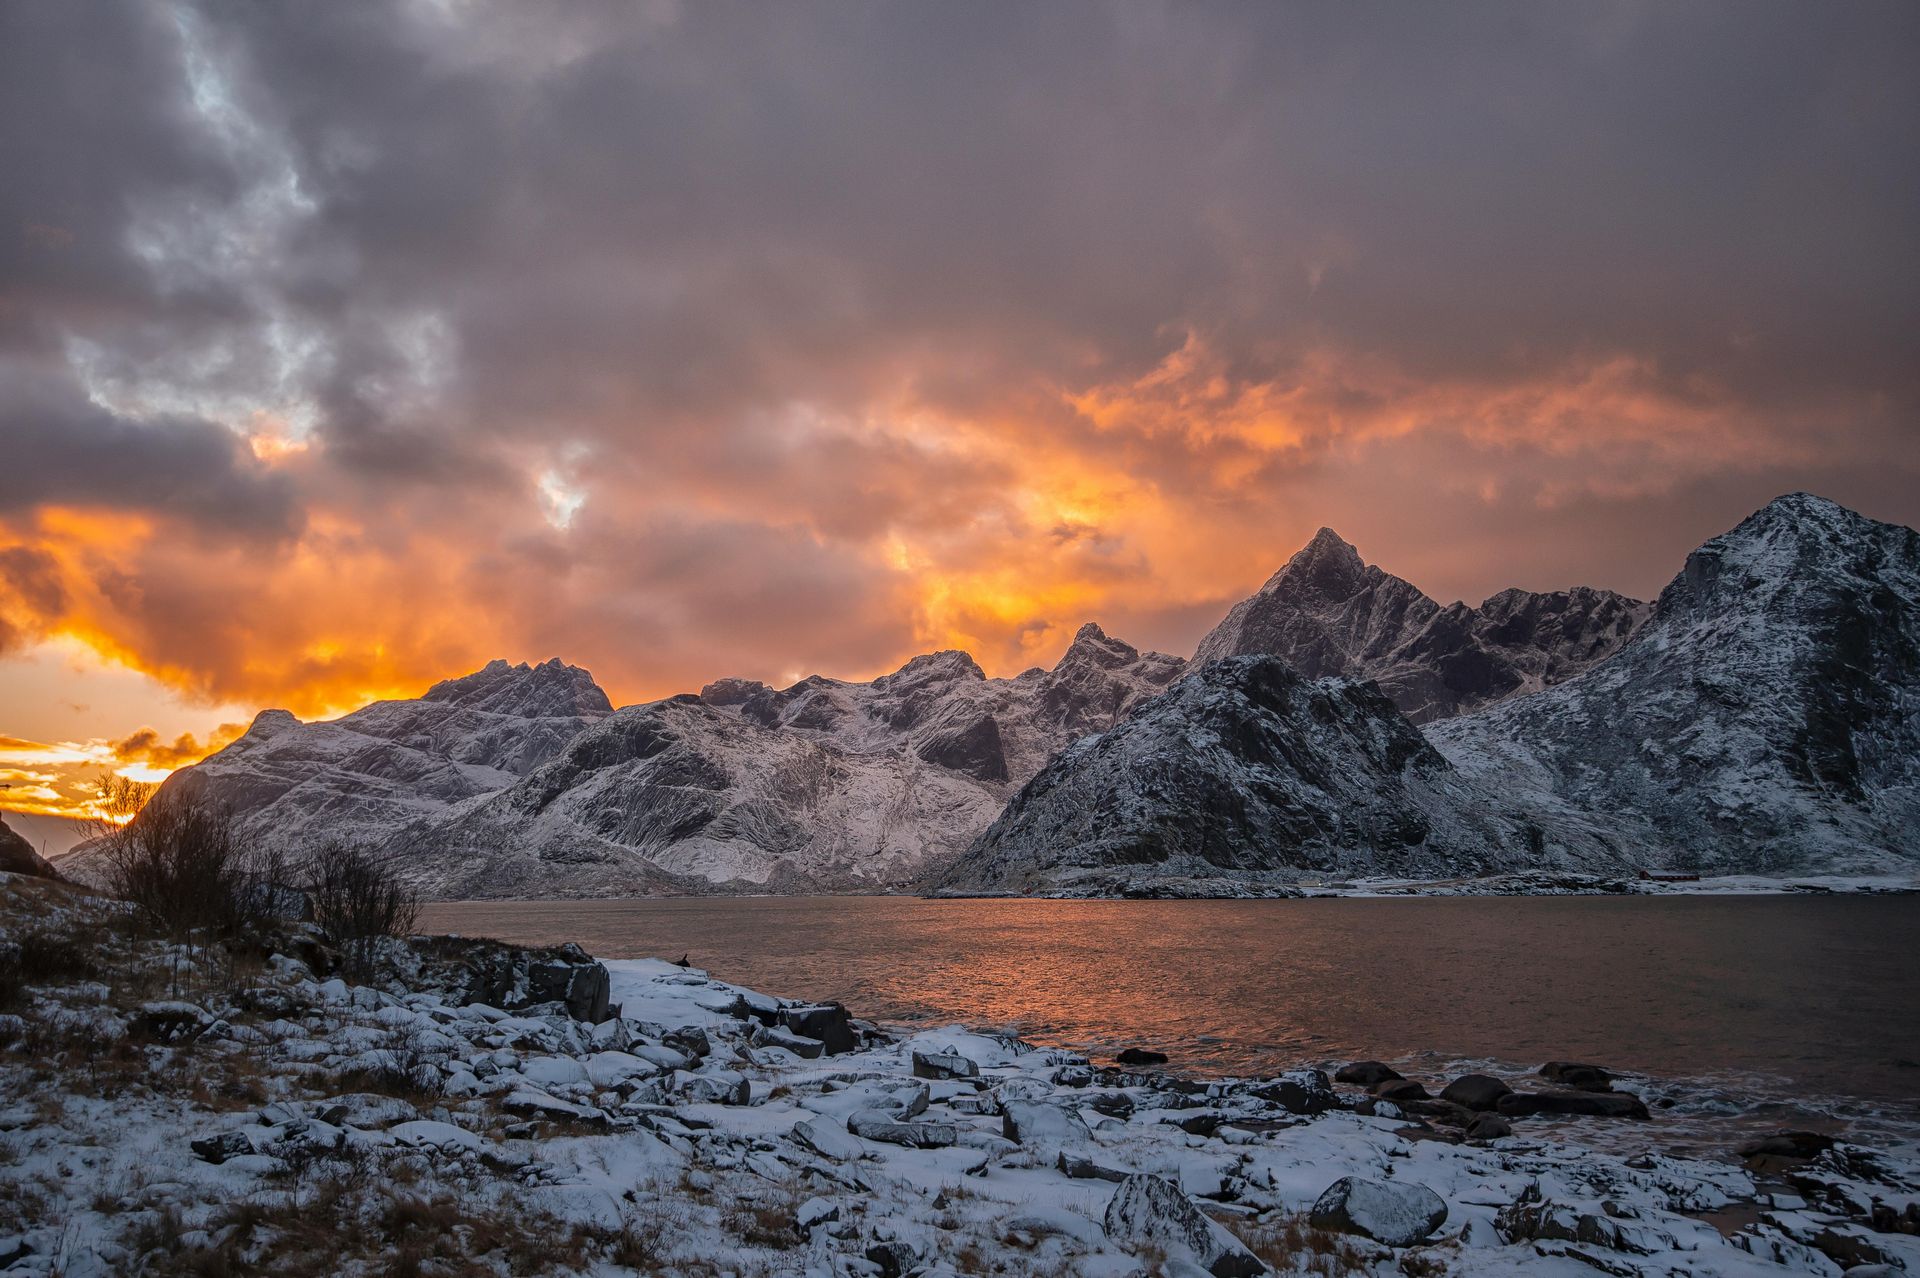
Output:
[[1336, 1061, 1403, 1088], [1440, 1074, 1514, 1111], [1539, 1061, 1614, 1092], [1310, 1176, 1448, 1246], [1253, 1070, 1337, 1114], [1103, 1174, 1266, 1277], [1498, 1089, 1648, 1119], [1373, 1077, 1431, 1102], [1116, 1047, 1169, 1066], [1467, 1113, 1514, 1141], [1737, 1130, 1836, 1161], [779, 1003, 857, 1055]]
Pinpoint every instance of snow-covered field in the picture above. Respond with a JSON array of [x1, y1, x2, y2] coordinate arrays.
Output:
[[2, 872, 1915, 1276]]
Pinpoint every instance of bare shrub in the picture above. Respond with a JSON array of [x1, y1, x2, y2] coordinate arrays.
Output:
[[99, 787, 268, 937], [305, 839, 420, 976]]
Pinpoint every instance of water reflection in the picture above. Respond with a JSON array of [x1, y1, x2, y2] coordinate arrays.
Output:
[[420, 895, 1920, 1111]]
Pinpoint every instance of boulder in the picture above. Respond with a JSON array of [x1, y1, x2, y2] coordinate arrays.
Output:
[[1497, 1090, 1648, 1119], [1335, 1061, 1403, 1088], [681, 1070, 750, 1105], [1309, 1176, 1448, 1247], [1253, 1069, 1337, 1114], [1059, 1151, 1129, 1182], [1466, 1113, 1513, 1141], [137, 1002, 213, 1042], [1116, 1047, 1169, 1065], [1104, 1174, 1264, 1277], [1372, 1078, 1431, 1102], [912, 1049, 980, 1080], [779, 1003, 857, 1055], [795, 1196, 839, 1235], [1439, 1074, 1513, 1112], [847, 1108, 957, 1149], [791, 1117, 865, 1161], [754, 1025, 825, 1059], [189, 1131, 257, 1165], [318, 1093, 418, 1129], [1002, 1099, 1092, 1147], [864, 1240, 922, 1278], [1539, 1061, 1613, 1092], [1736, 1130, 1835, 1161], [401, 936, 612, 1023]]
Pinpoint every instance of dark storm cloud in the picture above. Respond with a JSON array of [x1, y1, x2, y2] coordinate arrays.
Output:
[[0, 365, 297, 535], [0, 0, 1915, 708]]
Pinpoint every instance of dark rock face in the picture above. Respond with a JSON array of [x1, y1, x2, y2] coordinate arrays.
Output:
[[1115, 1047, 1169, 1066], [778, 1003, 857, 1055], [1433, 493, 1920, 876], [0, 814, 59, 880], [1196, 528, 1648, 724], [399, 936, 611, 1023], [935, 656, 1562, 895]]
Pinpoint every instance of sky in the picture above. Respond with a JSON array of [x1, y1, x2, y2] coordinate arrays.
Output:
[[2, 1, 1917, 824]]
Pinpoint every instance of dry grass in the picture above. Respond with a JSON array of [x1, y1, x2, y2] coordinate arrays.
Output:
[[1226, 1212, 1377, 1276]]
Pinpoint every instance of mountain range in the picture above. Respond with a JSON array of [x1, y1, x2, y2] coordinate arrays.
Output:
[[60, 493, 1920, 897]]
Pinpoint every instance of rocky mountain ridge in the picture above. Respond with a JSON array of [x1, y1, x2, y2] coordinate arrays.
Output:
[[1195, 528, 1650, 723]]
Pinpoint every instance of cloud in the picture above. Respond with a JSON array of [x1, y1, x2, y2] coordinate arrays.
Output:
[[0, 0, 1914, 719]]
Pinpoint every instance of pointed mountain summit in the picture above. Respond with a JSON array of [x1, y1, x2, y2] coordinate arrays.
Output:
[[423, 657, 614, 719], [1196, 528, 1648, 723], [1431, 492, 1920, 874]]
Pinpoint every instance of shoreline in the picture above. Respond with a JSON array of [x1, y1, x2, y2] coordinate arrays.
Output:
[[7, 871, 1919, 1275]]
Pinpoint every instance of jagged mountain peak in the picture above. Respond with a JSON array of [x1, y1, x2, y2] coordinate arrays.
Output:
[[1259, 526, 1369, 596], [1056, 622, 1144, 671], [1198, 527, 1647, 723], [872, 648, 987, 689], [421, 657, 613, 719]]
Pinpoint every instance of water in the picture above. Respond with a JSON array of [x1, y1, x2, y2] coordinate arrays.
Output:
[[421, 894, 1920, 1143]]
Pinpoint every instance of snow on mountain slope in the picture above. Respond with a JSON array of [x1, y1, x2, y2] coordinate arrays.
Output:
[[1429, 493, 1920, 874], [71, 659, 615, 876], [932, 655, 1617, 897], [91, 627, 1185, 898], [387, 624, 1187, 896], [1195, 528, 1649, 723]]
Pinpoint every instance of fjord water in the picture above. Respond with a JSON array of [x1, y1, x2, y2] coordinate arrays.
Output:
[[422, 895, 1919, 1108]]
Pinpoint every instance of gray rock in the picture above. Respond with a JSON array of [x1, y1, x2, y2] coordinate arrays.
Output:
[[791, 1117, 865, 1161], [1466, 1113, 1513, 1141], [912, 1049, 980, 1080], [1103, 1174, 1265, 1278], [1310, 1176, 1448, 1246], [189, 1131, 257, 1165], [1001, 1099, 1092, 1147], [1254, 1069, 1336, 1114], [779, 1004, 857, 1055], [846, 1108, 957, 1149]]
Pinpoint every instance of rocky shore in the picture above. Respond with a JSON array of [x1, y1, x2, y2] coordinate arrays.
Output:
[[2, 871, 1916, 1276]]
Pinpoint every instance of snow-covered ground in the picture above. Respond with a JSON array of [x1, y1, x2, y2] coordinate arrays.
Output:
[[2, 872, 1915, 1276]]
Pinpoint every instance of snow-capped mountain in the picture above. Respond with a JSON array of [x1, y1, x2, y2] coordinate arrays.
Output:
[[385, 623, 1185, 896], [1195, 528, 1649, 723], [126, 658, 614, 866], [1430, 493, 1920, 874], [932, 655, 1604, 897], [102, 625, 1183, 897]]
